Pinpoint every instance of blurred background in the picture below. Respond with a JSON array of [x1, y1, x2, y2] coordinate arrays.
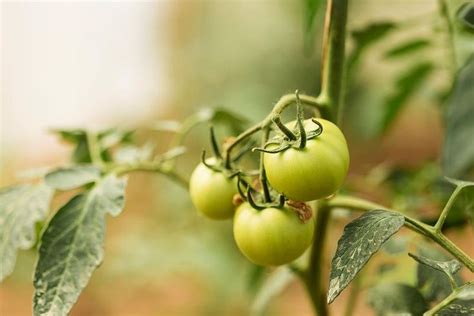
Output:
[[1, 1, 473, 315]]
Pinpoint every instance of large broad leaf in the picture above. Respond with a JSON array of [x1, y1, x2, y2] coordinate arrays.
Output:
[[425, 282, 474, 316], [380, 62, 434, 132], [250, 267, 294, 316], [328, 210, 405, 303], [442, 57, 474, 179], [33, 174, 127, 316], [0, 184, 53, 282], [45, 165, 101, 191], [415, 245, 464, 302], [367, 283, 428, 316], [347, 22, 396, 72]]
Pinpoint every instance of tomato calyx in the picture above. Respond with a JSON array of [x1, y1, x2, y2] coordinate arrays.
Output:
[[254, 118, 323, 154], [201, 126, 240, 178], [254, 91, 324, 154], [237, 177, 285, 210]]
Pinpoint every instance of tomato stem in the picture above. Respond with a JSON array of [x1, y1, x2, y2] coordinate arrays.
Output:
[[305, 203, 331, 316], [86, 131, 105, 169], [209, 126, 223, 160], [259, 128, 272, 203], [303, 0, 349, 315], [273, 116, 297, 141], [317, 0, 348, 125], [295, 90, 307, 149]]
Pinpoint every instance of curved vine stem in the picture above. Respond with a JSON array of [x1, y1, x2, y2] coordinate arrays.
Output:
[[222, 93, 324, 168], [327, 195, 474, 271], [306, 203, 331, 316]]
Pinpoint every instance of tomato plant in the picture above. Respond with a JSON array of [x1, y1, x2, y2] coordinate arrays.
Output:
[[1, 0, 474, 315]]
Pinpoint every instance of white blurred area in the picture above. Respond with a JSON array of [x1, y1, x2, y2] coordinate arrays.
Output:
[[1, 1, 170, 176]]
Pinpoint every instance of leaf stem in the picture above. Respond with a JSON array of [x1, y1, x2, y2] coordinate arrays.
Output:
[[108, 162, 189, 188], [305, 203, 331, 316], [434, 184, 463, 232], [86, 131, 104, 168], [259, 128, 272, 203], [317, 0, 349, 124]]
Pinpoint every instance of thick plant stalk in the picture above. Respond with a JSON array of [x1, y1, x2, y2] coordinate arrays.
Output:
[[317, 0, 349, 124], [305, 0, 349, 315]]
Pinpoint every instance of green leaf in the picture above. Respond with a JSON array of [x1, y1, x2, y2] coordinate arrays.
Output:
[[45, 165, 101, 191], [250, 267, 294, 316], [98, 128, 134, 149], [380, 62, 434, 132], [426, 282, 474, 316], [50, 128, 134, 164], [33, 175, 127, 315], [409, 253, 461, 289], [351, 22, 396, 49], [415, 245, 464, 302], [442, 56, 474, 179], [0, 184, 53, 282], [367, 283, 428, 316], [347, 22, 396, 71], [384, 39, 430, 59], [328, 210, 405, 303], [50, 129, 86, 144]]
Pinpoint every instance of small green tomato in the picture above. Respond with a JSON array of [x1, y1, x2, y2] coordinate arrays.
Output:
[[263, 118, 349, 202], [189, 160, 238, 220], [233, 202, 314, 266]]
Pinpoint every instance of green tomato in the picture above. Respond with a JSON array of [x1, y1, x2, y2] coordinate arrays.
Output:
[[233, 203, 314, 266], [263, 118, 349, 202], [189, 160, 237, 220]]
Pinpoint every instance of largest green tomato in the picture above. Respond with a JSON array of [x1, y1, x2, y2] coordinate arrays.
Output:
[[233, 203, 314, 266], [264, 118, 349, 202], [189, 160, 237, 220]]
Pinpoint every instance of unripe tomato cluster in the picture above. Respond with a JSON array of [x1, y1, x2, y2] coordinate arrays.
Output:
[[189, 118, 349, 266]]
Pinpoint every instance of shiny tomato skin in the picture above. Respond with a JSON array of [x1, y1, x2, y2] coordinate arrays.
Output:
[[263, 118, 349, 202], [233, 203, 314, 266], [189, 161, 237, 220]]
